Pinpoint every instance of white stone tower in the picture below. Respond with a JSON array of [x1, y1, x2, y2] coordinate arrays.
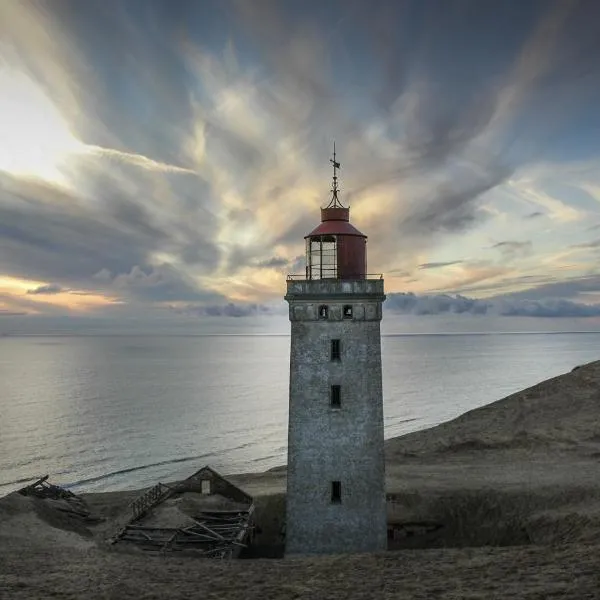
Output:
[[284, 146, 386, 555]]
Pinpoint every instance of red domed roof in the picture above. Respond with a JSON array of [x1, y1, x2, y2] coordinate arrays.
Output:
[[305, 207, 367, 238]]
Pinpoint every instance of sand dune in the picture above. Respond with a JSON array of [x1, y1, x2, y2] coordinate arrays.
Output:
[[1, 360, 600, 599], [386, 360, 600, 456]]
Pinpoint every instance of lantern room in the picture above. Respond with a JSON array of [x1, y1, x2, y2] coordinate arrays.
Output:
[[305, 207, 367, 280], [304, 146, 367, 280]]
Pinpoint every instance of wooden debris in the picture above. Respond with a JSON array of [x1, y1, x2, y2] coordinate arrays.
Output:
[[115, 507, 255, 557], [110, 466, 255, 559], [17, 475, 98, 522]]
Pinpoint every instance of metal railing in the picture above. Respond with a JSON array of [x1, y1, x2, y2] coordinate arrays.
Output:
[[286, 273, 383, 281]]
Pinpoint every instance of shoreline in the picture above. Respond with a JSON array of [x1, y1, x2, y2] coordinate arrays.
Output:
[[3, 337, 600, 499]]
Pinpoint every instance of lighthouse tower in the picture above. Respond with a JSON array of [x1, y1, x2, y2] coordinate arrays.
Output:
[[284, 146, 387, 555]]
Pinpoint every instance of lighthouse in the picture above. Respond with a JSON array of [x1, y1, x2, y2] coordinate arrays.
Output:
[[284, 146, 387, 555]]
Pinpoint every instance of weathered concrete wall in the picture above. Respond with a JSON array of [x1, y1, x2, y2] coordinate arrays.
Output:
[[285, 279, 387, 555]]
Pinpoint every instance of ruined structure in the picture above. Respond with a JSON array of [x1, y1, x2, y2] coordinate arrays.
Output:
[[110, 466, 255, 558]]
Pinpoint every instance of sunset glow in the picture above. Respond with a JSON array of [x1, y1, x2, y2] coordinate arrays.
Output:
[[0, 69, 83, 184]]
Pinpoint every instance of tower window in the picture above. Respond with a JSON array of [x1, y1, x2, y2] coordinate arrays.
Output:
[[330, 385, 341, 408], [331, 481, 342, 504], [343, 305, 353, 319], [318, 305, 329, 319], [330, 339, 341, 361]]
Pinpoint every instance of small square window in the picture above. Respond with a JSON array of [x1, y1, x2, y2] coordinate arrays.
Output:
[[330, 385, 341, 408], [331, 481, 342, 503], [318, 305, 329, 319], [330, 339, 341, 361], [343, 305, 353, 319]]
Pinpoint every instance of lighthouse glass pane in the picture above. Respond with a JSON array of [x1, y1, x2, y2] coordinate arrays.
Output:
[[308, 235, 337, 279], [309, 239, 321, 279], [306, 235, 337, 279], [320, 235, 337, 279]]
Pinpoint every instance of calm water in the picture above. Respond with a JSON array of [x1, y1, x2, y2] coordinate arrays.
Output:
[[1, 333, 599, 495]]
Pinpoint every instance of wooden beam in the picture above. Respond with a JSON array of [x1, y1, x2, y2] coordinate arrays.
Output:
[[191, 519, 227, 541]]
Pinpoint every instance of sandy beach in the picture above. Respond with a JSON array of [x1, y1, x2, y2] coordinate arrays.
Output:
[[1, 360, 600, 599]]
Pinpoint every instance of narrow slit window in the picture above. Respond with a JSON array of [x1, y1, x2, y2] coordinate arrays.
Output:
[[201, 480, 211, 495], [330, 339, 341, 361], [330, 385, 341, 408], [319, 305, 329, 319], [343, 305, 353, 319], [331, 481, 342, 504]]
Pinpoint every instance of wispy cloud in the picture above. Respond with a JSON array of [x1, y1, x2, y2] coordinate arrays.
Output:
[[0, 0, 599, 321], [570, 238, 600, 249], [0, 309, 27, 317], [418, 261, 463, 270], [257, 256, 290, 269], [26, 283, 64, 295], [491, 240, 533, 258], [507, 180, 584, 223]]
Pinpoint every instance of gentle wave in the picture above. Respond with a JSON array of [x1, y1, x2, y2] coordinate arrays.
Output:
[[0, 440, 272, 494], [0, 475, 45, 488], [385, 417, 418, 424], [63, 453, 218, 490]]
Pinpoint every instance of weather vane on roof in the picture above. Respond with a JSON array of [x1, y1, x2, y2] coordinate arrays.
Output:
[[326, 141, 345, 209]]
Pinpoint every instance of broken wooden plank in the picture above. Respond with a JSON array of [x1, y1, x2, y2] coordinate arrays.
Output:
[[191, 519, 227, 541]]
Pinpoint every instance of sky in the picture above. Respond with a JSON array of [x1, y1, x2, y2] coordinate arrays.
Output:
[[1, 0, 600, 333]]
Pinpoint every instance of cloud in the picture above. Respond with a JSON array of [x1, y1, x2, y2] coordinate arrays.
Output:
[[110, 264, 224, 303], [386, 292, 490, 316], [92, 268, 112, 282], [491, 275, 600, 302], [507, 180, 584, 223], [174, 302, 273, 318], [85, 146, 197, 175], [570, 238, 600, 250], [257, 256, 290, 268], [492, 241, 529, 249], [1, 0, 599, 319], [0, 154, 221, 291], [26, 283, 64, 295], [386, 291, 600, 318], [494, 298, 600, 318], [418, 261, 463, 270], [491, 240, 533, 257], [289, 255, 305, 274], [393, 161, 514, 249]]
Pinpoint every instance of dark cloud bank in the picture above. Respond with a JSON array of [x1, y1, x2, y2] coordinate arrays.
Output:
[[386, 292, 600, 318]]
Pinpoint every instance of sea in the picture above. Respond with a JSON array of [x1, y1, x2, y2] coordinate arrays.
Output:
[[1, 331, 599, 496]]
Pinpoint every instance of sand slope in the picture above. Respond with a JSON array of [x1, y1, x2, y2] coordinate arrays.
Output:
[[386, 360, 600, 457]]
